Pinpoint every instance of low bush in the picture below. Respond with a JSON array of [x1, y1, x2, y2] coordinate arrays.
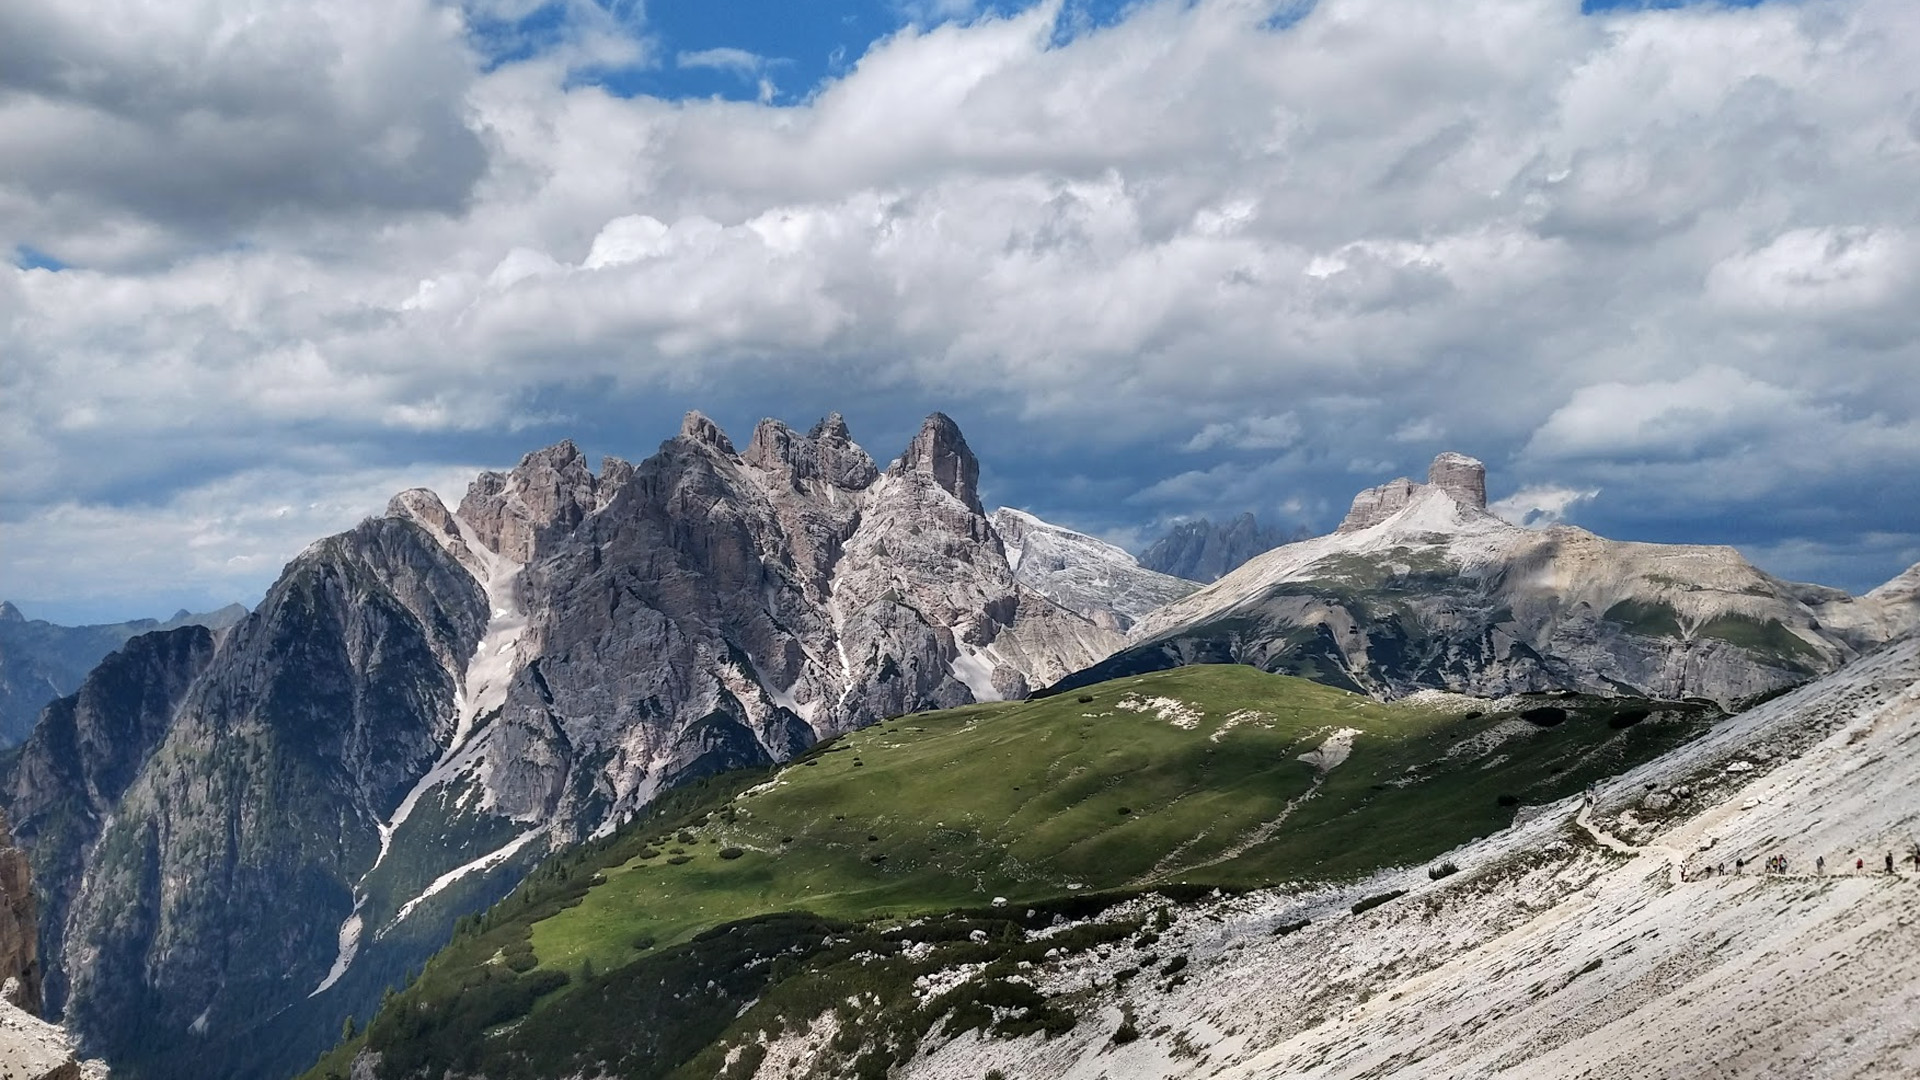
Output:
[[1350, 889, 1406, 915], [667, 855, 693, 866], [1607, 708, 1650, 729], [719, 847, 745, 860], [1520, 706, 1568, 727], [1428, 861, 1459, 880]]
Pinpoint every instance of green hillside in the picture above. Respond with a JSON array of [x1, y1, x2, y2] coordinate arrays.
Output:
[[305, 665, 1717, 1080]]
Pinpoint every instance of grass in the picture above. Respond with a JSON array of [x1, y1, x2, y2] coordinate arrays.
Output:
[[528, 665, 1713, 975], [310, 665, 1720, 1080]]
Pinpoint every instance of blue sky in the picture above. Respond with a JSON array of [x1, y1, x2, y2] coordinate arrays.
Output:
[[3, 0, 1918, 623]]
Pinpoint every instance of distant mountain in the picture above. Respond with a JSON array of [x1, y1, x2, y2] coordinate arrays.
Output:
[[1055, 453, 1920, 704], [4, 411, 1121, 1079], [0, 602, 247, 747], [992, 508, 1197, 630], [1140, 512, 1298, 582]]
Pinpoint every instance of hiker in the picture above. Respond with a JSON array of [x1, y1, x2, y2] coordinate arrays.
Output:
[[1888, 853, 1896, 874], [1735, 857, 1744, 873], [1817, 855, 1825, 875], [1857, 857, 1865, 871]]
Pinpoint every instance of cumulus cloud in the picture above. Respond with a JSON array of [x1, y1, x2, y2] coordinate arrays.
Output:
[[1184, 413, 1303, 452], [0, 464, 483, 622], [1490, 485, 1601, 529], [5, 0, 1920, 614]]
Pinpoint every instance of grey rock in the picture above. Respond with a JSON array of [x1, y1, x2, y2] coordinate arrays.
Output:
[[1070, 455, 1887, 706], [993, 509, 1198, 631], [1140, 514, 1295, 583]]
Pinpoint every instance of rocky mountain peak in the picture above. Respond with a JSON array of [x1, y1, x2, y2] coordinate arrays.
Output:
[[0, 602, 22, 623], [679, 410, 737, 454], [1427, 452, 1487, 509], [810, 411, 852, 441], [456, 440, 598, 562], [893, 412, 982, 514], [1338, 452, 1490, 532], [746, 416, 878, 491]]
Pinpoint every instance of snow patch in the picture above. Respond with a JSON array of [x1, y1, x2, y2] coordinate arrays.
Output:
[[950, 643, 1002, 703], [387, 828, 547, 931]]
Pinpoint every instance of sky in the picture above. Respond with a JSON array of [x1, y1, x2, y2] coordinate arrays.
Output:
[[3, 0, 1918, 624]]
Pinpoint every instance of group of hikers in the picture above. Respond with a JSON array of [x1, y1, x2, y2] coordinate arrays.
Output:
[[1695, 848, 1919, 880]]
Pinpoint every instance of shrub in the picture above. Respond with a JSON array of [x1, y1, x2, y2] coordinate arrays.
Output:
[[1496, 793, 1520, 807], [1607, 708, 1650, 729], [1428, 861, 1459, 880], [1161, 955, 1188, 975], [1350, 889, 1406, 915], [636, 847, 662, 860], [1111, 1019, 1140, 1045], [1077, 695, 1094, 704], [1117, 806, 1132, 815], [1520, 706, 1568, 727], [719, 847, 745, 860], [1271, 918, 1310, 936], [667, 855, 693, 866]]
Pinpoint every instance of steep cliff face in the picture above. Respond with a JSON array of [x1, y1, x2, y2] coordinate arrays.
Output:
[[1064, 453, 1896, 705], [415, 412, 1119, 840], [7, 519, 488, 1078], [0, 809, 40, 1014]]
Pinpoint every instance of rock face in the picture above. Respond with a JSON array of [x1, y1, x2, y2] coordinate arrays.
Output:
[[1061, 452, 1905, 705], [0, 806, 104, 1080], [1140, 513, 1295, 582], [0, 604, 246, 749], [6, 412, 1120, 1080], [0, 810, 39, 1014], [7, 520, 488, 1080], [992, 509, 1199, 631]]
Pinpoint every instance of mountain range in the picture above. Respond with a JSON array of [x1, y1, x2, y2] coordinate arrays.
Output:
[[0, 602, 248, 748], [3, 419, 1916, 1080], [1061, 452, 1919, 704]]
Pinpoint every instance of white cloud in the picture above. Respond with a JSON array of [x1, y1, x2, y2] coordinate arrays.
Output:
[[5, 0, 1920, 609], [1184, 413, 1303, 452], [0, 464, 485, 621], [678, 47, 767, 77], [1489, 484, 1600, 529]]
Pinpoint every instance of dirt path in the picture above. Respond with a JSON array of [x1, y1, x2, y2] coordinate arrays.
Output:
[[1575, 803, 1685, 886]]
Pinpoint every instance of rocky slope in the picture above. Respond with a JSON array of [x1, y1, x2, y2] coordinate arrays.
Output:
[[754, 629, 1920, 1080], [5, 412, 1120, 1080], [0, 602, 246, 748], [1062, 452, 1917, 705], [992, 508, 1197, 630], [1139, 513, 1295, 583]]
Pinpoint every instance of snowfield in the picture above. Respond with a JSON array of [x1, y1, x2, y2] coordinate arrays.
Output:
[[756, 634, 1920, 1080]]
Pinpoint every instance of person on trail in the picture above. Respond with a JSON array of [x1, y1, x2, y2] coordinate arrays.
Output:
[[1817, 855, 1825, 875], [1888, 853, 1896, 874], [1857, 857, 1865, 871]]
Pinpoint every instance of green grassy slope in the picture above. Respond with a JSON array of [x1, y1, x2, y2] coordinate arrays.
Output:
[[305, 665, 1718, 1080]]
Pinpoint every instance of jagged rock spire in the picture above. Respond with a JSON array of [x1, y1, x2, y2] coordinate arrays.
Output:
[[679, 410, 737, 455], [1427, 452, 1487, 510], [893, 412, 982, 514]]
